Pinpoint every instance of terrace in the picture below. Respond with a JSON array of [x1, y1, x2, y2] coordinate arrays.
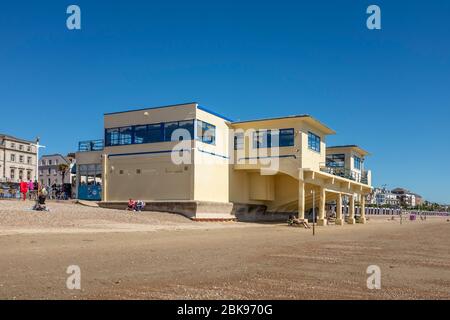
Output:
[[319, 165, 370, 185]]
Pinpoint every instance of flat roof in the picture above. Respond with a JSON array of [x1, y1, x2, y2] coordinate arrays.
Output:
[[103, 103, 336, 134], [104, 102, 198, 116], [232, 114, 336, 135], [327, 145, 370, 156], [103, 102, 234, 122]]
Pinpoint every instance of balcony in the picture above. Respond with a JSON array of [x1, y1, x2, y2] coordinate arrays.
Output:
[[320, 165, 369, 185], [78, 140, 104, 152]]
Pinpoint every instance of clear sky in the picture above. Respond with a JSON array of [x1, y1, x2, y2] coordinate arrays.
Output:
[[0, 1, 449, 203]]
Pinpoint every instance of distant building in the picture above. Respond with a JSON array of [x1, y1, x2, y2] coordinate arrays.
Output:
[[0, 134, 37, 183], [391, 187, 420, 208], [39, 154, 75, 187], [368, 187, 400, 207]]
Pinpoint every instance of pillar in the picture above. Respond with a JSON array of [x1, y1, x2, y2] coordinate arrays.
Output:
[[317, 187, 327, 226], [102, 154, 108, 202], [358, 194, 366, 224], [298, 180, 305, 221], [348, 194, 356, 224], [335, 194, 344, 225]]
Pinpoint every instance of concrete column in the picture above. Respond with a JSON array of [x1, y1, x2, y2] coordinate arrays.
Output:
[[335, 193, 344, 225], [359, 194, 367, 224], [348, 194, 356, 224], [298, 180, 305, 221], [102, 154, 108, 202], [317, 187, 327, 226]]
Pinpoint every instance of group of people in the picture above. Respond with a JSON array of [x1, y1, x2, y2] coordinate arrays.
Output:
[[19, 180, 40, 201], [127, 199, 146, 212], [18, 179, 49, 211]]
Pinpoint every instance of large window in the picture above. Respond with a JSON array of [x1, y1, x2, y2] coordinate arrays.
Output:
[[134, 125, 147, 144], [178, 120, 195, 140], [272, 128, 295, 147], [253, 130, 269, 148], [308, 132, 321, 152], [353, 156, 362, 170], [326, 154, 345, 167], [147, 124, 164, 143], [253, 128, 294, 148], [105, 128, 120, 146], [197, 120, 216, 145], [234, 133, 244, 150], [105, 120, 195, 147], [119, 127, 133, 145]]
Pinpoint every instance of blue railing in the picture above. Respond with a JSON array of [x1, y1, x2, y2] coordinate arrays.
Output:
[[78, 140, 104, 152]]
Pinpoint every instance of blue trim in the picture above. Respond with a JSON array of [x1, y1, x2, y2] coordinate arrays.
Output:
[[197, 149, 229, 159], [197, 105, 233, 122], [237, 154, 297, 161], [108, 149, 191, 158]]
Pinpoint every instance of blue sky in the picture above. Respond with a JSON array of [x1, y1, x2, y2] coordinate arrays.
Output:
[[0, 1, 449, 203]]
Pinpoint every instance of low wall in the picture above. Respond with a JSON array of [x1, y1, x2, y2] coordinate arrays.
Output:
[[98, 200, 235, 220]]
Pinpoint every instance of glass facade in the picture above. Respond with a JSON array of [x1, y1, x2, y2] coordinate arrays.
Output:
[[105, 119, 201, 147], [252, 129, 294, 149]]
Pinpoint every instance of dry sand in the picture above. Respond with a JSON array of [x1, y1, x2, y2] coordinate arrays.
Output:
[[0, 200, 449, 300]]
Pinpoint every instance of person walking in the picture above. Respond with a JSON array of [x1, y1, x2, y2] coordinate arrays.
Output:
[[19, 179, 28, 201], [28, 180, 34, 200]]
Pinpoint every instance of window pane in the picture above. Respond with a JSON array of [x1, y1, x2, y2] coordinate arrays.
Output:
[[253, 130, 269, 148], [164, 122, 179, 141], [197, 120, 216, 144], [308, 132, 320, 152], [134, 125, 147, 144], [106, 128, 119, 146], [279, 128, 294, 147], [119, 127, 133, 145], [202, 122, 215, 144], [178, 120, 194, 140], [234, 133, 244, 150], [148, 124, 163, 143], [354, 156, 361, 170]]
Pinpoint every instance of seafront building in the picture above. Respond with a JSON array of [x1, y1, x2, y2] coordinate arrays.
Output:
[[0, 134, 38, 183], [39, 154, 75, 187], [76, 102, 372, 223]]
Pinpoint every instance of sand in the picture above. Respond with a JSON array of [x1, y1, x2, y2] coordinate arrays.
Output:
[[0, 199, 449, 300]]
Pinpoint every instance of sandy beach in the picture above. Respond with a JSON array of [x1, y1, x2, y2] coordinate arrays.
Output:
[[0, 200, 449, 299]]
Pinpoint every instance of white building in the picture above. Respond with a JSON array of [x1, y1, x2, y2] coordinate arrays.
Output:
[[0, 134, 38, 183]]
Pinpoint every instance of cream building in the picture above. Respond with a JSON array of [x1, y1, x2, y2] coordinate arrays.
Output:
[[0, 134, 37, 183], [76, 102, 372, 223]]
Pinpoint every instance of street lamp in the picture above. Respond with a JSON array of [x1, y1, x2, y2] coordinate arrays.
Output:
[[31, 137, 46, 183]]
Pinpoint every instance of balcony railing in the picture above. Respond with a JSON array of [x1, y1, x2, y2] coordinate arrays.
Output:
[[320, 165, 369, 185], [78, 140, 104, 152]]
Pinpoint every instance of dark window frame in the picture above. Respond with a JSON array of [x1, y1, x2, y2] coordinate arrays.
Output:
[[308, 131, 321, 152], [104, 119, 195, 147]]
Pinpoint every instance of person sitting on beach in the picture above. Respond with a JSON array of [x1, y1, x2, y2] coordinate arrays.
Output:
[[127, 199, 136, 211], [134, 200, 145, 212], [33, 186, 49, 211]]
